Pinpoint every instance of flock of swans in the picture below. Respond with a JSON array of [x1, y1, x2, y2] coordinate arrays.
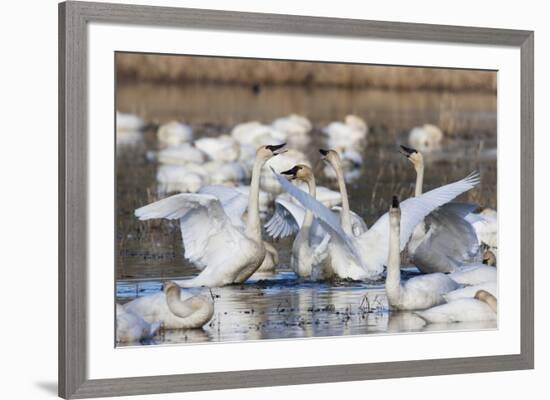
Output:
[[116, 112, 498, 344]]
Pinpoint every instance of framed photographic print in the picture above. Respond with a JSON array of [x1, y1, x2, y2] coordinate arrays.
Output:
[[59, 1, 534, 398]]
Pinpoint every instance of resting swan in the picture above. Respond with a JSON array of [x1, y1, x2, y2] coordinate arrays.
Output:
[[135, 144, 287, 287], [415, 290, 497, 323], [157, 120, 193, 147], [400, 145, 481, 273], [323, 115, 368, 149], [116, 304, 161, 343], [273, 167, 480, 280], [123, 281, 214, 329], [408, 124, 443, 153], [385, 197, 459, 310]]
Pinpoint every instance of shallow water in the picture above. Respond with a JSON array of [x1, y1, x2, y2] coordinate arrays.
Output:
[[116, 271, 496, 347], [116, 83, 497, 345]]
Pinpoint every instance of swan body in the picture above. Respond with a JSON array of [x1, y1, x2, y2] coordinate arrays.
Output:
[[384, 199, 459, 310], [136, 144, 286, 287], [400, 145, 481, 273], [116, 111, 145, 132], [156, 165, 206, 193], [449, 263, 497, 286], [408, 124, 443, 153], [271, 114, 312, 149], [443, 281, 497, 302], [416, 290, 497, 323], [157, 143, 206, 165], [273, 164, 481, 281], [194, 135, 240, 162], [157, 120, 193, 147], [116, 304, 161, 343], [323, 115, 368, 149], [471, 208, 498, 249], [123, 282, 214, 329], [208, 161, 249, 185], [231, 121, 286, 147]]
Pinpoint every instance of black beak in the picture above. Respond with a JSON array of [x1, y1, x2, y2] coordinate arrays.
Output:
[[399, 145, 418, 157], [281, 165, 301, 179], [392, 195, 400, 208], [266, 143, 287, 154], [319, 149, 329, 157]]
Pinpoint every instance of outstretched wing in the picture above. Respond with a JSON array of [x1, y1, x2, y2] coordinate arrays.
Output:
[[198, 185, 249, 229], [264, 197, 305, 239], [135, 193, 246, 270], [271, 168, 362, 264], [358, 173, 480, 268], [331, 206, 368, 236]]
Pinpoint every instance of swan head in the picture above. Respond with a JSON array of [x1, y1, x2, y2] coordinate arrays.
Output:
[[258, 143, 287, 160], [400, 145, 424, 169], [319, 148, 341, 165], [162, 281, 181, 298], [280, 164, 312, 182], [482, 250, 497, 267]]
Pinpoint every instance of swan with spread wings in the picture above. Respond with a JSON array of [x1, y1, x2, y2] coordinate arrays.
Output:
[[272, 166, 480, 280], [135, 144, 287, 287]]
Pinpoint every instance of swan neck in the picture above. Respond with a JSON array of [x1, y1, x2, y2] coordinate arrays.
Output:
[[166, 289, 195, 318], [302, 176, 317, 229], [331, 157, 353, 234], [245, 157, 265, 242], [414, 164, 424, 197], [484, 295, 498, 313], [385, 212, 403, 305]]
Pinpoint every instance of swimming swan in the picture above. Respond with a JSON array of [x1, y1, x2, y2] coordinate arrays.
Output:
[[323, 115, 368, 149], [385, 197, 459, 310], [135, 144, 287, 287], [116, 304, 161, 343], [273, 168, 480, 280], [400, 145, 480, 273], [415, 290, 497, 323], [123, 281, 214, 329]]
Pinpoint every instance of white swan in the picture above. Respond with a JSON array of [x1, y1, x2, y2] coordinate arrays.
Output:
[[400, 145, 481, 273], [123, 281, 214, 329], [384, 197, 459, 310], [157, 143, 206, 165], [408, 123, 443, 153], [415, 290, 497, 323], [156, 164, 206, 194], [194, 135, 241, 162], [471, 207, 498, 250], [271, 114, 312, 149], [323, 115, 368, 149], [443, 281, 497, 302], [157, 120, 193, 147], [116, 304, 161, 343], [135, 144, 287, 287], [279, 165, 332, 279], [231, 121, 286, 147], [448, 263, 497, 286], [116, 111, 145, 132], [273, 167, 480, 280]]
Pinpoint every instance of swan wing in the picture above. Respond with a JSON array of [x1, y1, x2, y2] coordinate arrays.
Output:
[[271, 168, 362, 263], [358, 173, 480, 268], [135, 193, 248, 270], [264, 197, 305, 239], [198, 185, 249, 228], [331, 206, 368, 235]]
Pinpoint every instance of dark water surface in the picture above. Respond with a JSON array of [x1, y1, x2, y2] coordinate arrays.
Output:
[[116, 83, 497, 345]]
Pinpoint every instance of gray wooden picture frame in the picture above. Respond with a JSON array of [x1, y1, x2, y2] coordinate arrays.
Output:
[[59, 1, 534, 398]]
